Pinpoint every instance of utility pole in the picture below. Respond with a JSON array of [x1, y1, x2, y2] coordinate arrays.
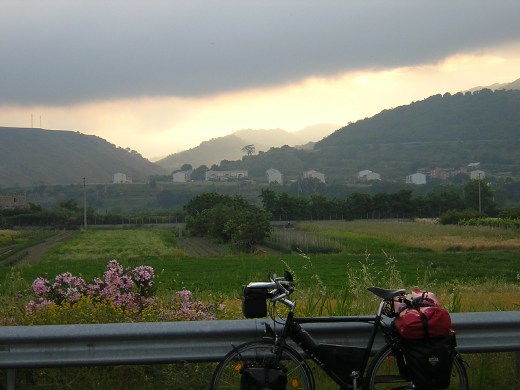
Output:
[[478, 173, 482, 214], [83, 177, 87, 230]]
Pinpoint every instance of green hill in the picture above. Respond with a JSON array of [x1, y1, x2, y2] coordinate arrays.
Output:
[[215, 89, 520, 183], [0, 127, 167, 187], [312, 89, 520, 180]]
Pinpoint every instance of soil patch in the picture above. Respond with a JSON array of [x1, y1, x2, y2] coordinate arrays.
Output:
[[3, 231, 79, 266]]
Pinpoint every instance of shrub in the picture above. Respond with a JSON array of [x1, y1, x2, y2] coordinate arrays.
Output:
[[26, 260, 155, 314], [438, 209, 483, 225], [25, 260, 224, 325]]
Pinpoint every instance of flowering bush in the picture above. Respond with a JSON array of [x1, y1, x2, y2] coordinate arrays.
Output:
[[27, 259, 155, 314], [158, 289, 223, 321], [25, 259, 226, 324]]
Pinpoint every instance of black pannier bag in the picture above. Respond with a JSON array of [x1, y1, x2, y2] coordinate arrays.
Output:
[[240, 367, 287, 390], [400, 333, 457, 390], [242, 287, 270, 318]]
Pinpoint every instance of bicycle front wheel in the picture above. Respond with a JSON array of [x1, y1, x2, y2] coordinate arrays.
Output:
[[365, 344, 468, 389], [211, 340, 314, 389]]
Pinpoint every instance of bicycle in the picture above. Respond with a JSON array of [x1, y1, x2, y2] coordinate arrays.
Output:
[[210, 271, 468, 390]]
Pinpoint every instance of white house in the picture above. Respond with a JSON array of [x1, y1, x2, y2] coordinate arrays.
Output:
[[406, 172, 426, 185], [357, 170, 381, 182], [205, 170, 248, 181], [113, 172, 132, 184], [266, 168, 283, 185], [172, 170, 192, 183], [470, 170, 485, 180], [303, 170, 326, 183]]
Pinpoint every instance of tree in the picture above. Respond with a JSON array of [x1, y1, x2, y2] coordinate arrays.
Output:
[[224, 206, 272, 251], [180, 164, 193, 171], [59, 199, 79, 212], [184, 193, 271, 251], [347, 192, 372, 219], [184, 192, 230, 216], [191, 165, 209, 181], [241, 144, 255, 156], [463, 179, 497, 215], [259, 188, 278, 215]]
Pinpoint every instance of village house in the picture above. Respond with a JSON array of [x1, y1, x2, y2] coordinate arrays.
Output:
[[470, 170, 486, 180], [406, 172, 427, 185], [266, 168, 283, 185], [0, 194, 29, 210], [357, 169, 381, 182], [205, 170, 248, 181], [303, 170, 326, 183], [113, 173, 132, 184]]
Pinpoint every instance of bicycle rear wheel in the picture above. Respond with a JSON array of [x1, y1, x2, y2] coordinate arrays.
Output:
[[365, 344, 468, 389], [211, 340, 314, 389]]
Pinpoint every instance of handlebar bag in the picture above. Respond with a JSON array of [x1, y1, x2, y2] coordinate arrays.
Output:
[[242, 287, 269, 318], [400, 334, 457, 390], [394, 306, 453, 340]]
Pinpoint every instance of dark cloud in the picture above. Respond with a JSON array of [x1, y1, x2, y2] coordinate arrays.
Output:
[[1, 0, 520, 106]]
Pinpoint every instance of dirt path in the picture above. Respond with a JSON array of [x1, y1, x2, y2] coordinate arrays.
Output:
[[176, 237, 230, 256], [176, 237, 280, 256], [3, 231, 79, 266]]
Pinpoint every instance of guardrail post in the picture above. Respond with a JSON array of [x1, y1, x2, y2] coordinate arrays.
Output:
[[7, 368, 15, 390]]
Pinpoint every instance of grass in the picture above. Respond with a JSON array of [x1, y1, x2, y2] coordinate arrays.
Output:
[[298, 220, 520, 252]]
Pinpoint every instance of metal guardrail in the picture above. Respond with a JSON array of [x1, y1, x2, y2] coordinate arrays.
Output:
[[1, 311, 519, 387]]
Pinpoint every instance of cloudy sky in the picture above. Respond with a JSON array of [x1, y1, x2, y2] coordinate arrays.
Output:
[[2, 0, 520, 160]]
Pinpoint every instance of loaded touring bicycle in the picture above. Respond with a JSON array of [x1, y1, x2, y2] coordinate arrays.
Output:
[[211, 271, 468, 390]]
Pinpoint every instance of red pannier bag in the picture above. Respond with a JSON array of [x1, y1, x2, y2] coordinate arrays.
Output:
[[395, 306, 453, 339], [394, 289, 453, 340]]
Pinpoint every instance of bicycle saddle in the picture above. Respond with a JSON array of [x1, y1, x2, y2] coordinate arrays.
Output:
[[367, 286, 406, 300]]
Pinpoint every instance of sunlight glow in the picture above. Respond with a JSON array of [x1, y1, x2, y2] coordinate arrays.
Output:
[[1, 41, 519, 160]]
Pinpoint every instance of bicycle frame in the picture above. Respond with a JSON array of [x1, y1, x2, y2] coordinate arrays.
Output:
[[266, 296, 392, 389]]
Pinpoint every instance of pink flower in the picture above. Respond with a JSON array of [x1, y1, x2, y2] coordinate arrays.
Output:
[[32, 277, 51, 297]]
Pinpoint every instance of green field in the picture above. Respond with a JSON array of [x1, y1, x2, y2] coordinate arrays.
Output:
[[1, 221, 520, 389], [2, 220, 519, 300]]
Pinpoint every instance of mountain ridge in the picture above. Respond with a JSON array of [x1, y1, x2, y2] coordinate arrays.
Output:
[[0, 127, 167, 187], [155, 124, 338, 171]]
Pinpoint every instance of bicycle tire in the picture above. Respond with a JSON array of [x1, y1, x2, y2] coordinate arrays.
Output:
[[210, 340, 315, 389], [365, 344, 468, 390]]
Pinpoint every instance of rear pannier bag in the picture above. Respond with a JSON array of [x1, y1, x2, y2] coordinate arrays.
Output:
[[400, 334, 457, 390], [395, 305, 453, 339], [394, 289, 454, 340], [242, 287, 270, 318]]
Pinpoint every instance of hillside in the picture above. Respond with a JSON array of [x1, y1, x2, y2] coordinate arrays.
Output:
[[156, 124, 338, 171], [218, 89, 520, 182], [0, 127, 167, 187], [313, 89, 520, 178]]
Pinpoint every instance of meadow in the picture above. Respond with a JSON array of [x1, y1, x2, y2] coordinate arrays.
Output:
[[1, 220, 519, 389], [2, 220, 520, 295]]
